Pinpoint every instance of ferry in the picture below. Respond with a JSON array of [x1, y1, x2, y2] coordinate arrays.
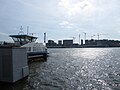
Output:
[[9, 33, 48, 60]]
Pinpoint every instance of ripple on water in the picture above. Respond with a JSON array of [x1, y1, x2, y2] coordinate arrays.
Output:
[[24, 48, 120, 90]]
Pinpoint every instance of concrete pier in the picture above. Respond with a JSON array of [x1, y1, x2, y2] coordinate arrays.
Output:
[[0, 46, 29, 83]]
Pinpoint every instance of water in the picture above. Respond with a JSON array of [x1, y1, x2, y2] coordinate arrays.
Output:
[[1, 48, 120, 90]]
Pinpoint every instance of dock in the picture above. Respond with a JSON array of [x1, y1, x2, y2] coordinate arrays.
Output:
[[0, 46, 48, 83], [0, 46, 29, 83]]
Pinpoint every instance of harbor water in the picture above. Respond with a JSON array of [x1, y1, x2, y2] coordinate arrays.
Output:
[[1, 48, 120, 90]]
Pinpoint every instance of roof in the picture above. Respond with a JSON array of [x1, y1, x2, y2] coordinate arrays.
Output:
[[9, 34, 37, 39]]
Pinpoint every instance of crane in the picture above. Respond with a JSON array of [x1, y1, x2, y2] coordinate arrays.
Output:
[[83, 32, 86, 40], [97, 33, 108, 40], [69, 37, 76, 42], [91, 34, 95, 39]]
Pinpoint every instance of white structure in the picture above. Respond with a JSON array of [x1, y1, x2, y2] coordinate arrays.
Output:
[[9, 34, 48, 59], [0, 47, 29, 83], [21, 42, 47, 53], [21, 42, 47, 59]]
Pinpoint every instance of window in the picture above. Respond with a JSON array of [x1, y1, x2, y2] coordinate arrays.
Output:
[[27, 47, 31, 52], [33, 47, 36, 52]]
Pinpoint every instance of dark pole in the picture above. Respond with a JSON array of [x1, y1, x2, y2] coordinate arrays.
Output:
[[44, 32, 46, 46], [79, 34, 80, 44]]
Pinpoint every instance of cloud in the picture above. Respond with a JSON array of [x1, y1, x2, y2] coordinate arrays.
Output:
[[59, 21, 73, 29], [0, 0, 120, 42], [59, 0, 96, 16]]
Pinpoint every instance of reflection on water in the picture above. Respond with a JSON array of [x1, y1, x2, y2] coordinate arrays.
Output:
[[0, 48, 120, 90]]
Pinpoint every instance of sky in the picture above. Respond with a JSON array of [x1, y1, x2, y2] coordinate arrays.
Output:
[[0, 0, 120, 43]]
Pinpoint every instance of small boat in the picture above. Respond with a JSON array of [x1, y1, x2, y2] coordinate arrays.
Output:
[[21, 42, 47, 59], [9, 32, 48, 60]]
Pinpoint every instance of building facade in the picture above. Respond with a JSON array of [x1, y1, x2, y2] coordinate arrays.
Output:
[[63, 40, 73, 48]]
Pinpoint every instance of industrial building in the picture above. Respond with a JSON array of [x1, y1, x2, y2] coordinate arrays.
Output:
[[46, 39, 120, 48], [85, 39, 120, 47], [63, 40, 73, 48], [46, 39, 74, 48], [46, 40, 57, 48], [58, 40, 62, 46]]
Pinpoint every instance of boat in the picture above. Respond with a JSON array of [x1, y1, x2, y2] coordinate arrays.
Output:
[[9, 32, 48, 60], [21, 42, 47, 59]]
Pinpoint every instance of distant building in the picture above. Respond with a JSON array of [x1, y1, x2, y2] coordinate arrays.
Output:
[[81, 39, 83, 45], [46, 39, 120, 48], [63, 40, 73, 47], [85, 39, 96, 46], [85, 39, 120, 47], [48, 40, 54, 44], [58, 40, 62, 46], [46, 40, 57, 47], [73, 43, 79, 48]]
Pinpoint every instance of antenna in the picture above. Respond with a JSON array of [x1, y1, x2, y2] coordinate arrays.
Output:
[[27, 26, 29, 35], [20, 26, 23, 31], [18, 26, 24, 35]]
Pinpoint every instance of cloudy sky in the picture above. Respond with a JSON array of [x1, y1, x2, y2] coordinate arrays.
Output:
[[0, 0, 120, 43]]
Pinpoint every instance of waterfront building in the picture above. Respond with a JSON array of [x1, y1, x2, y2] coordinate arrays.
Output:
[[46, 39, 120, 48], [85, 39, 120, 47], [81, 39, 83, 45], [73, 43, 79, 48], [63, 40, 73, 48], [58, 40, 62, 46], [46, 40, 57, 47]]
